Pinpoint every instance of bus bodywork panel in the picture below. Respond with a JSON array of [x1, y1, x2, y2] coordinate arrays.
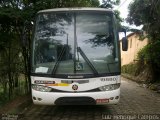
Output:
[[31, 8, 121, 105], [31, 75, 120, 105]]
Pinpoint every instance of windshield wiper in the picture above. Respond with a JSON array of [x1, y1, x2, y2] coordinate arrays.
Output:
[[52, 46, 66, 75], [77, 47, 98, 76]]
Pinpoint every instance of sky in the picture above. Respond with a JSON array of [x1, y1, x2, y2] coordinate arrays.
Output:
[[114, 0, 132, 19], [99, 0, 142, 38], [99, 0, 132, 20], [99, 0, 142, 28]]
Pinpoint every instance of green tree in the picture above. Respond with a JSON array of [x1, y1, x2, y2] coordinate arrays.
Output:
[[100, 0, 123, 28], [0, 0, 100, 101], [126, 0, 160, 82], [127, 0, 160, 41], [100, 0, 120, 8], [0, 0, 124, 102]]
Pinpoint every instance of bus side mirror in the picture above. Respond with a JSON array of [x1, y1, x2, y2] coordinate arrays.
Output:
[[119, 27, 128, 51], [122, 37, 128, 51]]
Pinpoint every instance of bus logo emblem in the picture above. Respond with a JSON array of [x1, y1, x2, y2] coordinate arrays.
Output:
[[72, 84, 78, 90]]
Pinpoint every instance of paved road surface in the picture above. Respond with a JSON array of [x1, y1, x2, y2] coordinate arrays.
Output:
[[19, 77, 160, 120]]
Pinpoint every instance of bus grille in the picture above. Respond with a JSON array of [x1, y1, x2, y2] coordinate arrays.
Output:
[[51, 88, 100, 93], [55, 97, 96, 105]]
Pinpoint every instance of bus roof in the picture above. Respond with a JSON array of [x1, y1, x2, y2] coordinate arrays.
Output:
[[38, 8, 113, 14]]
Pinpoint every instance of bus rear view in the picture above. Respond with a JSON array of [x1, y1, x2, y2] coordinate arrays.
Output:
[[31, 8, 121, 105]]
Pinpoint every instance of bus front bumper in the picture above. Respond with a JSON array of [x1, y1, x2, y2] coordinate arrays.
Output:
[[32, 88, 120, 105]]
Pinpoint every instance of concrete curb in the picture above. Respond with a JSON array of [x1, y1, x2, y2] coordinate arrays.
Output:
[[121, 73, 145, 84], [121, 73, 135, 80], [122, 73, 160, 93]]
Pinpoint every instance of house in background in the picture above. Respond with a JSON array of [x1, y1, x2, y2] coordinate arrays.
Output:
[[120, 32, 148, 66]]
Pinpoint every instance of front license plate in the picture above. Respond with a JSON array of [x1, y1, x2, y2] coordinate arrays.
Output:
[[96, 99, 109, 103]]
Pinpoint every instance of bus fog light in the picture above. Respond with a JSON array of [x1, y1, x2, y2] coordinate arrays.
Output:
[[110, 97, 114, 100], [99, 83, 120, 91], [32, 84, 52, 92], [115, 96, 119, 99], [33, 97, 36, 100], [38, 98, 42, 101]]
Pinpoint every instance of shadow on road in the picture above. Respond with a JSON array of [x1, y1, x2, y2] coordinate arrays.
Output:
[[21, 105, 112, 120]]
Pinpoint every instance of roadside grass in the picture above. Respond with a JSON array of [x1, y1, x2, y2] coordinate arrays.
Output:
[[121, 63, 138, 76], [0, 75, 28, 108]]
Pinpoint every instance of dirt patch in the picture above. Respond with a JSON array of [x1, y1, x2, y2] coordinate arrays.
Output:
[[136, 67, 153, 83], [0, 94, 32, 114]]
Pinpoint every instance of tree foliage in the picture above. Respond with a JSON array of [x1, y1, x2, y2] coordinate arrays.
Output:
[[127, 0, 160, 81], [127, 0, 160, 41], [0, 0, 123, 101], [100, 0, 120, 8], [100, 0, 122, 29], [0, 0, 101, 101]]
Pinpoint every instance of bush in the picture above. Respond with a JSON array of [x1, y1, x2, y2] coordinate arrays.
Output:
[[0, 93, 9, 106], [137, 40, 160, 67], [121, 63, 138, 76], [137, 41, 160, 82], [122, 41, 160, 83]]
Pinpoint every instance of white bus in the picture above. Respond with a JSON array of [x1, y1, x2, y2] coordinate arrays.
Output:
[[31, 8, 127, 105]]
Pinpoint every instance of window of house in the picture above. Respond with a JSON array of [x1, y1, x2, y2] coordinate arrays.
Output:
[[130, 38, 132, 48]]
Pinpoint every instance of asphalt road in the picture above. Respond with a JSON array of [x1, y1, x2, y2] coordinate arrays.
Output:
[[16, 77, 160, 120]]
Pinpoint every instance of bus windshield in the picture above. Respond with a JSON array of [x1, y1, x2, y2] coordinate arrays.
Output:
[[32, 11, 120, 77]]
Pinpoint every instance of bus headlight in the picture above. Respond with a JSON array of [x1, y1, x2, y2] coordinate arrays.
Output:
[[99, 83, 120, 91], [32, 84, 52, 92]]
